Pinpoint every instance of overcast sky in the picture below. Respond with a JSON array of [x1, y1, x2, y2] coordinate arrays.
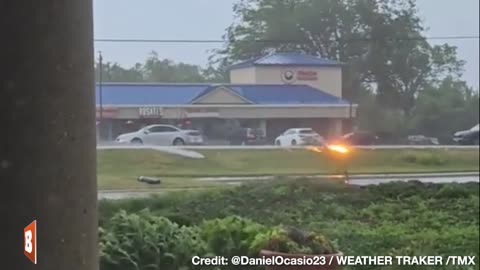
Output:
[[93, 0, 479, 88]]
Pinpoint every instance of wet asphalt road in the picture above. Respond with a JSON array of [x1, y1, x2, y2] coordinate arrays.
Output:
[[98, 172, 479, 200], [98, 144, 479, 150]]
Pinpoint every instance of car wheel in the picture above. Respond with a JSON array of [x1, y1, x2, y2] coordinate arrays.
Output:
[[131, 138, 143, 145], [275, 140, 281, 146], [173, 138, 185, 146], [291, 140, 297, 146]]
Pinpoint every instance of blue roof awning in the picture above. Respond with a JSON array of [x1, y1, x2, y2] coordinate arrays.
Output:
[[96, 83, 210, 105], [228, 52, 342, 70], [95, 83, 350, 106], [228, 84, 348, 104]]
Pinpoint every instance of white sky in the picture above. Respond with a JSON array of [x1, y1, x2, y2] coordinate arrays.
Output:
[[93, 0, 479, 88]]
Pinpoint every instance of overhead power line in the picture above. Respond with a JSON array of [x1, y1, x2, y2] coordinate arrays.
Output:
[[94, 36, 480, 43]]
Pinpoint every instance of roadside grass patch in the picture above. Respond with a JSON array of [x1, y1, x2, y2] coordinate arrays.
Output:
[[398, 150, 448, 166], [97, 148, 479, 190]]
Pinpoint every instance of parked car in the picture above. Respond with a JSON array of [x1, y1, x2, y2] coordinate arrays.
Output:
[[275, 128, 324, 146], [337, 131, 379, 145], [374, 131, 401, 145], [115, 124, 203, 146], [407, 135, 439, 145], [453, 124, 479, 145], [227, 127, 266, 145]]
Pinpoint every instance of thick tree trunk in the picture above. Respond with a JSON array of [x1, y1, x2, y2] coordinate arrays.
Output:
[[1, 1, 98, 269]]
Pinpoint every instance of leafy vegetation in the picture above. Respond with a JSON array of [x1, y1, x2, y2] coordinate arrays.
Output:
[[199, 216, 337, 257], [253, 227, 337, 255], [100, 212, 337, 270], [100, 210, 207, 270], [99, 180, 480, 270], [95, 51, 217, 83]]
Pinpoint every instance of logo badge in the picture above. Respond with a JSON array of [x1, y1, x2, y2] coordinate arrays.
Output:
[[281, 70, 296, 83], [24, 220, 37, 264]]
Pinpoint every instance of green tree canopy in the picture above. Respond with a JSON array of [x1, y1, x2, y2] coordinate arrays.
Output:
[[409, 77, 479, 142], [211, 0, 465, 115], [95, 51, 212, 83]]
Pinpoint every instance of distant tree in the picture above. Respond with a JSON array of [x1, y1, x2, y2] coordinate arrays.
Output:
[[95, 62, 143, 82], [211, 0, 465, 114], [370, 35, 464, 115], [355, 88, 407, 136], [95, 51, 212, 83], [142, 51, 206, 82], [203, 55, 231, 82], [408, 77, 479, 142]]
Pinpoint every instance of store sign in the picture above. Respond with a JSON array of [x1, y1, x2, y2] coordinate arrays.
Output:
[[185, 108, 219, 118], [296, 70, 318, 81], [96, 107, 118, 119], [281, 69, 318, 83], [186, 108, 218, 113], [139, 107, 163, 118]]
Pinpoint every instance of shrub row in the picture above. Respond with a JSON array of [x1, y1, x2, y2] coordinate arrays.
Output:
[[100, 213, 337, 270], [99, 180, 480, 270]]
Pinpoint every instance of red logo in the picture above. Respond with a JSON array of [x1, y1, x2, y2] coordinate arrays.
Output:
[[24, 220, 37, 264], [96, 107, 118, 119], [297, 70, 318, 80]]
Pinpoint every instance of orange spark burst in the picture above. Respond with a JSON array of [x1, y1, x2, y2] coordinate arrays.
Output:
[[327, 144, 350, 154], [307, 146, 323, 153]]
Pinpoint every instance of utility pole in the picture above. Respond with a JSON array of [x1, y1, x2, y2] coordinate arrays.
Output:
[[3, 1, 98, 269], [349, 99, 353, 132], [349, 100, 352, 119], [98, 51, 103, 140]]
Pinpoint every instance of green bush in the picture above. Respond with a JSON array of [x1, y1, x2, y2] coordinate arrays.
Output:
[[99, 210, 207, 270], [200, 216, 337, 256], [251, 227, 337, 255], [200, 216, 268, 257], [99, 181, 480, 270], [434, 183, 474, 199], [100, 213, 339, 270]]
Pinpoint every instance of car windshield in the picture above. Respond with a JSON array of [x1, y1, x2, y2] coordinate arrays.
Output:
[[299, 129, 315, 134]]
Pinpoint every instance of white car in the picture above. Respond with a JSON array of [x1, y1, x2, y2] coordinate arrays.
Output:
[[275, 128, 325, 146], [407, 135, 439, 145], [115, 125, 203, 146]]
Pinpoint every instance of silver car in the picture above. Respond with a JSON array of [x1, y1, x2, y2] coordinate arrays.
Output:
[[115, 124, 203, 146], [407, 135, 439, 145], [275, 128, 325, 146]]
